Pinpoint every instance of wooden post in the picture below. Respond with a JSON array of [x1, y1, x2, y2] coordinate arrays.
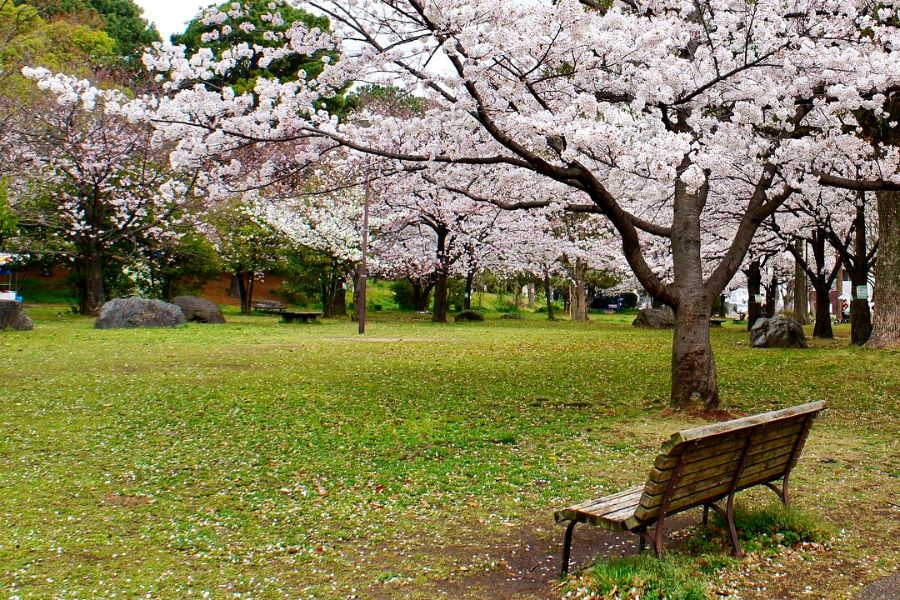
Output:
[[358, 178, 371, 335]]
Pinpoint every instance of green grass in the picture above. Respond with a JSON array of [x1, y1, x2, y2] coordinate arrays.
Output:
[[565, 554, 710, 600], [1, 306, 897, 598]]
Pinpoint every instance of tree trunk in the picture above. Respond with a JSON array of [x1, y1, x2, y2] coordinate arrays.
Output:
[[868, 190, 900, 348], [464, 268, 475, 310], [568, 259, 589, 322], [236, 271, 253, 315], [321, 281, 334, 318], [812, 282, 833, 339], [432, 230, 450, 323], [413, 282, 433, 312], [850, 204, 872, 344], [746, 260, 762, 330], [671, 293, 718, 410], [331, 278, 347, 317], [432, 270, 449, 322], [527, 282, 536, 308], [669, 173, 718, 410], [810, 229, 833, 339], [793, 240, 810, 324], [79, 239, 105, 316], [765, 275, 778, 318], [544, 273, 555, 321]]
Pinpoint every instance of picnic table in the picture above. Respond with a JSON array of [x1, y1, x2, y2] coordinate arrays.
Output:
[[252, 300, 287, 314], [554, 401, 826, 575], [280, 311, 321, 324]]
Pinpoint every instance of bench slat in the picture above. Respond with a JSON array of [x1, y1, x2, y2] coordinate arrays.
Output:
[[647, 429, 804, 489], [633, 454, 802, 522], [554, 486, 643, 524], [653, 421, 806, 470], [643, 444, 796, 497]]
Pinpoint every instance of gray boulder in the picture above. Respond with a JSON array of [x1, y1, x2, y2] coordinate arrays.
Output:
[[750, 316, 808, 349], [172, 296, 225, 324], [0, 300, 33, 331], [95, 297, 185, 329], [454, 310, 485, 322], [632, 307, 674, 329]]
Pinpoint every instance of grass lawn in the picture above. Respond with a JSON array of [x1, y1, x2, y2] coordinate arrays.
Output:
[[1, 306, 897, 598]]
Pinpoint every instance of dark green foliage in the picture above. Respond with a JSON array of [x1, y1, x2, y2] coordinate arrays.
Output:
[[390, 279, 416, 310], [16, 0, 160, 58], [447, 276, 466, 312], [0, 180, 18, 245], [173, 1, 332, 94], [138, 232, 221, 300]]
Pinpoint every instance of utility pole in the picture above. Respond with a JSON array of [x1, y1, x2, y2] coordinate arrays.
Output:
[[357, 177, 371, 335]]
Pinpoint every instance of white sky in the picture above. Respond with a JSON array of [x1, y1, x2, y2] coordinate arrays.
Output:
[[135, 0, 209, 40]]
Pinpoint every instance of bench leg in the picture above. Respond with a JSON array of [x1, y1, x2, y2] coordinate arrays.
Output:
[[702, 503, 710, 525], [708, 500, 743, 557], [560, 520, 577, 577], [637, 529, 647, 553]]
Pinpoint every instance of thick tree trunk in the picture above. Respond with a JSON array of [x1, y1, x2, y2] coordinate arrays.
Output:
[[812, 283, 834, 339], [527, 283, 536, 308], [669, 174, 718, 410], [671, 293, 718, 410], [793, 240, 810, 324], [850, 204, 872, 344], [79, 240, 105, 316], [544, 273, 555, 321], [568, 259, 589, 322], [868, 190, 899, 348], [746, 260, 762, 330], [432, 270, 449, 323]]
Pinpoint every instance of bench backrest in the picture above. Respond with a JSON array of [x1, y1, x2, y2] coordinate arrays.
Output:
[[627, 401, 826, 527]]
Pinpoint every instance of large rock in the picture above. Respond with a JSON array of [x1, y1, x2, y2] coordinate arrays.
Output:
[[454, 310, 485, 322], [632, 307, 674, 329], [0, 300, 33, 331], [750, 316, 808, 349], [172, 296, 225, 324], [95, 297, 185, 329]]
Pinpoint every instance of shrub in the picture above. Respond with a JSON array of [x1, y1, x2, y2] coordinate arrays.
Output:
[[390, 280, 417, 310]]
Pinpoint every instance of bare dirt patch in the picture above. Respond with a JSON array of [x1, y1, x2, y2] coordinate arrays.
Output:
[[369, 515, 697, 599]]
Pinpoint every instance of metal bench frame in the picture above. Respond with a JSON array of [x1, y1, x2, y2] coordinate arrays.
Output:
[[556, 401, 826, 576]]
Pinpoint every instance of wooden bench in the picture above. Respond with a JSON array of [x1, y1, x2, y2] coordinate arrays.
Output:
[[281, 311, 321, 324], [710, 318, 727, 327], [554, 401, 826, 576]]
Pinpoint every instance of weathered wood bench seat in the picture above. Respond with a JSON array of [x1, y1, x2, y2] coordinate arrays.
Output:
[[554, 401, 826, 576]]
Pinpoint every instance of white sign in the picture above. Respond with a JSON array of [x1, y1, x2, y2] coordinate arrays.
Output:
[[856, 285, 869, 300]]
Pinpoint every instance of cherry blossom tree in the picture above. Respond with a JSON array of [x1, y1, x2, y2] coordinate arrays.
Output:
[[11, 69, 194, 315], [133, 0, 900, 409]]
